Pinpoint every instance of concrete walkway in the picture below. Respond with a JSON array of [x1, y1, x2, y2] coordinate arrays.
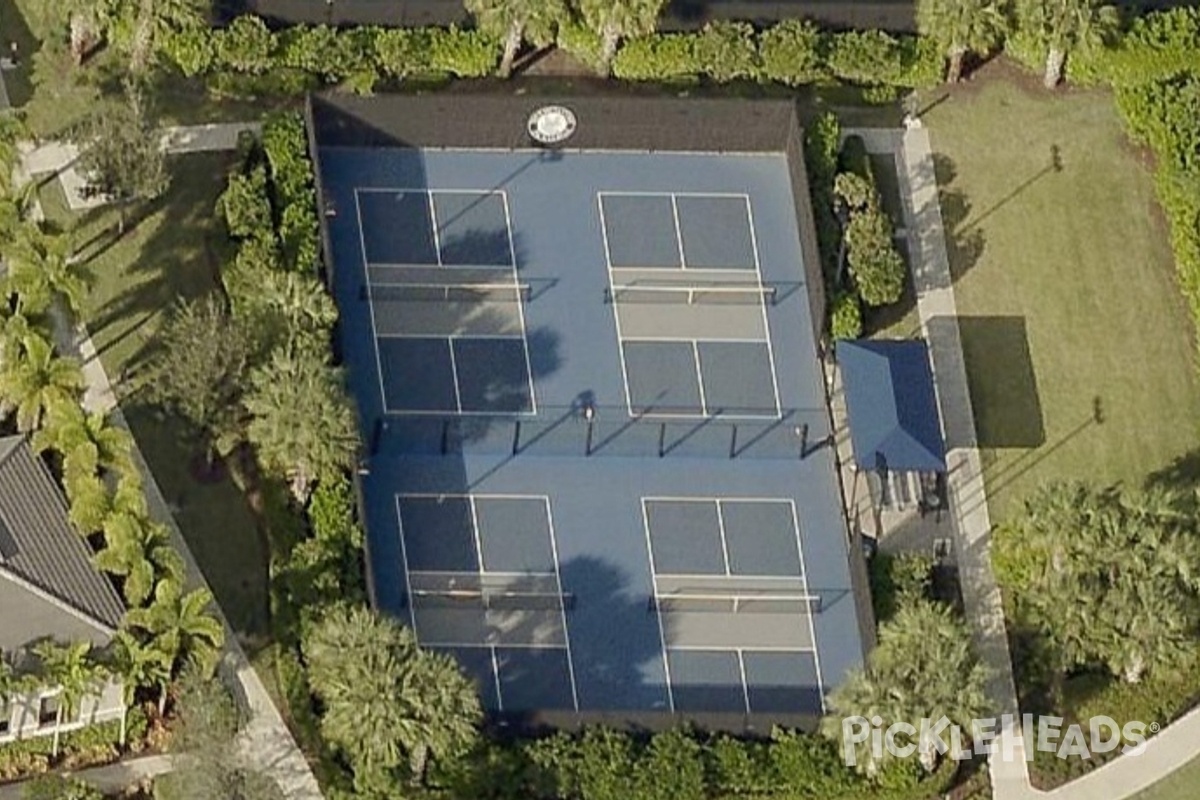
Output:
[[0, 755, 173, 800], [853, 124, 1200, 800], [1, 122, 323, 799]]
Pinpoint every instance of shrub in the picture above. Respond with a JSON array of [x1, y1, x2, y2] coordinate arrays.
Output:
[[803, 111, 843, 285], [834, 173, 875, 212], [214, 14, 276, 75], [825, 30, 903, 86], [262, 112, 322, 273], [845, 207, 906, 306], [830, 291, 863, 340], [428, 26, 499, 78], [868, 551, 935, 623], [557, 19, 606, 74], [694, 21, 760, 82], [1068, 7, 1200, 86], [768, 728, 861, 796], [760, 19, 826, 86], [634, 729, 706, 800], [613, 34, 702, 82], [162, 27, 214, 77], [375, 27, 436, 79], [217, 165, 273, 239]]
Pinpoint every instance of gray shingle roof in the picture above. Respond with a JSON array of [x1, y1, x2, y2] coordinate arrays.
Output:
[[0, 435, 125, 640]]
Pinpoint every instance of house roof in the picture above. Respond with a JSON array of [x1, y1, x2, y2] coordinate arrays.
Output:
[[837, 340, 946, 472], [0, 435, 125, 647]]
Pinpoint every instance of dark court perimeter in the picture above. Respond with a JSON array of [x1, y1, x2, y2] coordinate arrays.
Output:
[[308, 93, 872, 730]]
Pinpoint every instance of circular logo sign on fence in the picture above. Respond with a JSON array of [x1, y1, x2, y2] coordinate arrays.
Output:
[[527, 105, 578, 145]]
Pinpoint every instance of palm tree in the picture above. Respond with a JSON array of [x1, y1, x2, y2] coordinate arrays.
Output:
[[823, 600, 988, 775], [109, 630, 171, 740], [3, 225, 87, 319], [303, 605, 481, 787], [575, 0, 668, 76], [1015, 0, 1118, 88], [125, 581, 225, 685], [259, 271, 338, 347], [466, 0, 566, 78], [0, 331, 84, 432], [95, 512, 184, 607], [35, 407, 135, 478], [244, 343, 359, 503], [33, 641, 108, 757], [917, 0, 1009, 83]]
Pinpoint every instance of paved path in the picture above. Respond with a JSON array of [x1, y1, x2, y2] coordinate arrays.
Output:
[[0, 755, 173, 799], [852, 124, 1200, 800]]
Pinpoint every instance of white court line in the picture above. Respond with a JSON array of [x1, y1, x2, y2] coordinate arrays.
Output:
[[409, 569, 560, 579], [392, 496, 422, 641], [467, 497, 486, 572], [690, 341, 708, 417], [598, 195, 637, 416], [376, 333, 527, 341], [651, 573, 808, 582], [736, 649, 752, 714], [544, 498, 582, 712], [446, 338, 464, 413], [669, 194, 688, 269], [398, 492, 554, 501], [714, 499, 732, 576], [787, 500, 826, 712], [743, 196, 785, 417], [422, 641, 570, 651], [596, 189, 752, 199], [665, 644, 819, 653], [638, 498, 676, 712], [352, 190, 393, 416], [490, 646, 504, 712], [425, 190, 443, 267], [609, 335, 771, 344], [499, 191, 540, 416], [366, 261, 513, 271]]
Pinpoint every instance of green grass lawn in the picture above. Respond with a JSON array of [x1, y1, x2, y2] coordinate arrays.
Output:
[[37, 154, 272, 640], [923, 77, 1200, 518], [1131, 754, 1200, 800]]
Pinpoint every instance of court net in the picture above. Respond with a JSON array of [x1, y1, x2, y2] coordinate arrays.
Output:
[[651, 590, 820, 614], [606, 284, 776, 306], [410, 588, 574, 611], [363, 282, 531, 304]]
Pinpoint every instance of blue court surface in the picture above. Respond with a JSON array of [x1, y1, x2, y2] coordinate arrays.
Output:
[[313, 98, 868, 728]]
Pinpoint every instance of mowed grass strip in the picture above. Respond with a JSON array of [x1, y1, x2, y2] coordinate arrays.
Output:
[[37, 154, 272, 640], [924, 76, 1200, 517]]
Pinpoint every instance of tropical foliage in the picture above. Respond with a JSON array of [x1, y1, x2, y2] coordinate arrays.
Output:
[[1013, 0, 1119, 87], [917, 0, 1009, 82]]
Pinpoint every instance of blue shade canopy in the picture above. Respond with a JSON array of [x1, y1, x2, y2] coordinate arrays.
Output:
[[838, 340, 946, 472]]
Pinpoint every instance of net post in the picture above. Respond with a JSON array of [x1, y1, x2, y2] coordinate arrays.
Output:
[[658, 422, 667, 458], [799, 423, 809, 459], [512, 420, 522, 456], [729, 424, 738, 459]]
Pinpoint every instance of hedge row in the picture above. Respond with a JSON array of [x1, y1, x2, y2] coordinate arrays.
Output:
[[1115, 75, 1200, 350], [608, 20, 941, 88], [163, 15, 498, 91], [434, 725, 960, 800]]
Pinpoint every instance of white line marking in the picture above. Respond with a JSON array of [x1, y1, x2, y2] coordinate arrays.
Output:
[[736, 648, 752, 714], [424, 641, 571, 651], [639, 498, 676, 712], [598, 194, 636, 415], [409, 569, 560, 579], [490, 646, 504, 712], [393, 496, 421, 640], [786, 499, 825, 710], [544, 498, 581, 712], [467, 497, 486, 572], [376, 333, 527, 341], [663, 644, 820, 653], [500, 191, 539, 415], [714, 499, 732, 576], [397, 492, 553, 501], [691, 341, 708, 417], [426, 190, 443, 267], [743, 196, 784, 417], [670, 194, 687, 269], [446, 339, 464, 413], [352, 190, 392, 415]]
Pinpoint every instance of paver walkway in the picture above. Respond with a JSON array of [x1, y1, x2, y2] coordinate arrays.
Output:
[[852, 124, 1200, 800], [1, 122, 322, 799]]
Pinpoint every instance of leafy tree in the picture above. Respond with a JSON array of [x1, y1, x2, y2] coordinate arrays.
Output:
[[466, 0, 566, 78], [917, 0, 1008, 82], [75, 81, 168, 233], [217, 165, 274, 240], [145, 295, 251, 462], [994, 482, 1200, 684], [154, 671, 283, 800], [0, 331, 84, 432], [108, 629, 171, 741], [823, 600, 988, 776], [214, 14, 276, 75], [1015, 0, 1119, 87], [33, 640, 109, 757], [96, 512, 184, 607], [126, 581, 226, 681], [575, 0, 668, 76], [844, 207, 906, 306], [244, 343, 359, 503], [303, 604, 482, 790], [3, 224, 87, 318], [105, 0, 206, 74], [694, 21, 759, 82], [760, 19, 825, 86]]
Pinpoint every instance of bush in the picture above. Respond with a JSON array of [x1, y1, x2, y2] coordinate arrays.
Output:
[[557, 19, 606, 74], [825, 30, 903, 86], [803, 111, 843, 285], [428, 26, 499, 78], [375, 27, 436, 79], [262, 112, 322, 273], [694, 21, 760, 83], [1068, 7, 1200, 86], [760, 19, 826, 86], [217, 165, 273, 239], [845, 207, 906, 306], [830, 291, 863, 340], [868, 551, 935, 623], [214, 14, 276, 75], [612, 34, 702, 82]]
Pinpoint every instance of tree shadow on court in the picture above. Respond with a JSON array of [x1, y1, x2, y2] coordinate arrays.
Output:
[[934, 154, 987, 284]]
